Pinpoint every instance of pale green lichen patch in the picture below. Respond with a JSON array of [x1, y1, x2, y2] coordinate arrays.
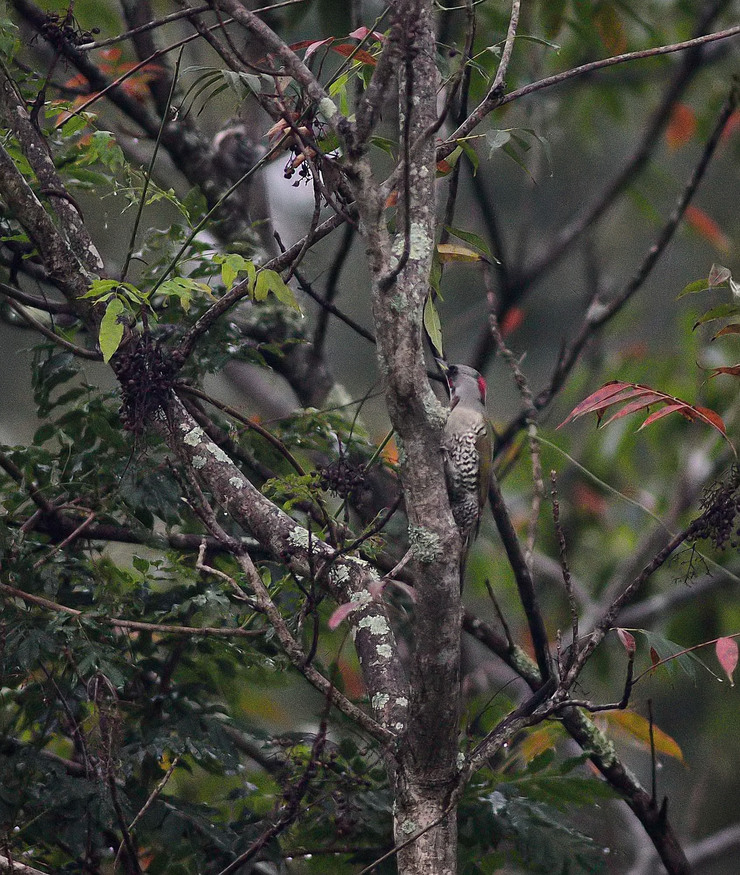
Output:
[[510, 647, 540, 678], [329, 565, 351, 586], [318, 96, 338, 119], [287, 527, 311, 549], [357, 615, 390, 636], [389, 293, 407, 313], [408, 221, 432, 261], [229, 476, 246, 488], [395, 696, 408, 709], [376, 643, 392, 659], [346, 555, 370, 569], [203, 440, 231, 464], [423, 392, 447, 427], [577, 715, 618, 767], [192, 455, 206, 469], [409, 525, 442, 563], [400, 820, 417, 835], [183, 426, 205, 446]]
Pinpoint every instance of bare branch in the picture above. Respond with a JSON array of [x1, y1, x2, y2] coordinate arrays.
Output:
[[443, 25, 740, 157]]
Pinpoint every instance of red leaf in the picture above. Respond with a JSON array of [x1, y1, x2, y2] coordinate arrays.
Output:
[[650, 647, 660, 669], [348, 26, 385, 42], [560, 380, 728, 441], [574, 483, 608, 516], [617, 628, 636, 655], [290, 37, 333, 60], [600, 394, 666, 427], [710, 364, 740, 378], [558, 381, 636, 427], [665, 103, 696, 151], [716, 637, 738, 685], [692, 406, 727, 435], [711, 325, 740, 339]]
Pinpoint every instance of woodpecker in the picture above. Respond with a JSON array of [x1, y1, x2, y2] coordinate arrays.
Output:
[[441, 364, 493, 579]]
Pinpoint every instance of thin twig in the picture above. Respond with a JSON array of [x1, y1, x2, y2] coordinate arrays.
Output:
[[0, 281, 71, 314], [487, 279, 542, 563], [294, 261, 376, 345], [550, 471, 578, 673], [0, 582, 263, 639], [4, 297, 100, 360], [490, 0, 520, 94]]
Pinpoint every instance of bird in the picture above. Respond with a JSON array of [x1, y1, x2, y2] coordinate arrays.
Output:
[[440, 364, 493, 586]]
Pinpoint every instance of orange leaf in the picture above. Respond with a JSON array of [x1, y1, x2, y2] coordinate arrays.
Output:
[[720, 109, 740, 143], [665, 103, 696, 150], [692, 405, 727, 434], [684, 205, 731, 253], [381, 435, 399, 466], [594, 4, 627, 54], [716, 637, 738, 685], [436, 242, 483, 263], [99, 47, 122, 63], [574, 482, 608, 516], [63, 72, 90, 89], [517, 723, 563, 763], [603, 709, 685, 764], [385, 190, 398, 208], [500, 306, 525, 337]]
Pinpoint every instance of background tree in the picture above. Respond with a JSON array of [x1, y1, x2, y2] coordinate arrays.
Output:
[[0, 2, 738, 874]]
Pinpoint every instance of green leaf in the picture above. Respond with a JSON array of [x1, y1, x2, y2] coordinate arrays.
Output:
[[486, 130, 511, 152], [214, 253, 256, 291], [370, 135, 397, 157], [678, 279, 711, 298], [443, 226, 495, 260], [636, 630, 714, 682], [99, 298, 125, 363], [424, 295, 444, 356], [158, 277, 213, 312], [253, 269, 301, 311], [458, 139, 479, 176], [80, 279, 142, 302], [693, 302, 740, 329]]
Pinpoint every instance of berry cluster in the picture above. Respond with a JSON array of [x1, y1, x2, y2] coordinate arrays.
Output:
[[116, 337, 175, 435], [692, 467, 740, 550], [39, 12, 99, 48], [317, 457, 366, 500]]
